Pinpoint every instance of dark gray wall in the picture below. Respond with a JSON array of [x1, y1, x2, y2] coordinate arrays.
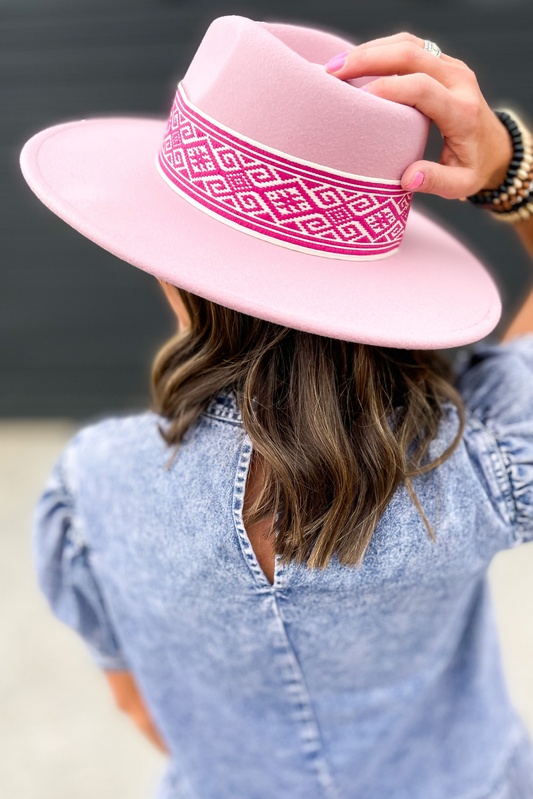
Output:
[[3, 0, 533, 418]]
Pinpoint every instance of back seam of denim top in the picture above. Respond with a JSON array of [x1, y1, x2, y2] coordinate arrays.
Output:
[[231, 429, 340, 799]]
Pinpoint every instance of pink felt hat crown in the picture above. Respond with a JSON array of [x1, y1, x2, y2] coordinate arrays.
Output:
[[20, 14, 501, 348]]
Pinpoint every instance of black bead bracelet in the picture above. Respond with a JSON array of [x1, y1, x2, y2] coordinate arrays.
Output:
[[466, 108, 533, 223]]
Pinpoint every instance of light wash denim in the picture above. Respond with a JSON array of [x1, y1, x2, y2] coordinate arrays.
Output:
[[33, 334, 533, 799]]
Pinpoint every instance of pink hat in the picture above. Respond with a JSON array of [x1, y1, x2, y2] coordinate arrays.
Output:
[[19, 14, 501, 349]]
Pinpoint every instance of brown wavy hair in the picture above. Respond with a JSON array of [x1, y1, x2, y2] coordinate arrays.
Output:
[[151, 288, 465, 569]]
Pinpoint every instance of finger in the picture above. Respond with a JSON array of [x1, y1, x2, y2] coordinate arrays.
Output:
[[353, 32, 460, 66], [327, 40, 463, 89], [355, 32, 424, 51], [362, 74, 458, 135], [401, 160, 474, 199]]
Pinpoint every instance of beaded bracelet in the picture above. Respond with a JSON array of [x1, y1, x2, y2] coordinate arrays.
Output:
[[466, 108, 533, 223]]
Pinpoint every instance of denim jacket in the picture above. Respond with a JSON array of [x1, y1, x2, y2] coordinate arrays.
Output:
[[33, 334, 533, 799]]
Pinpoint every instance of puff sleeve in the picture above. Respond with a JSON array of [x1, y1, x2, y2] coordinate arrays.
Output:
[[457, 333, 533, 546], [32, 439, 128, 670]]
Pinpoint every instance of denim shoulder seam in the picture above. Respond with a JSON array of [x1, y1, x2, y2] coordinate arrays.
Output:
[[58, 438, 88, 552], [464, 409, 516, 534], [57, 435, 128, 669]]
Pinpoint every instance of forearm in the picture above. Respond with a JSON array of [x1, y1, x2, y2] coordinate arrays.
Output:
[[501, 216, 533, 341], [105, 670, 169, 754]]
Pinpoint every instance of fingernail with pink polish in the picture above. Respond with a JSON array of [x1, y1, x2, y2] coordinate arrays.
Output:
[[407, 172, 425, 190], [360, 86, 368, 92], [326, 50, 349, 72]]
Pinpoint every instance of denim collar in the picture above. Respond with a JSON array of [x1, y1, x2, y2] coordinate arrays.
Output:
[[203, 390, 243, 425]]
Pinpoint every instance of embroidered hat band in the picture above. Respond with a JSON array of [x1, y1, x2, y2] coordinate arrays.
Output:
[[157, 83, 414, 261]]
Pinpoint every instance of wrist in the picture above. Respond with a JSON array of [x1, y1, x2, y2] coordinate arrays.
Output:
[[484, 121, 514, 190]]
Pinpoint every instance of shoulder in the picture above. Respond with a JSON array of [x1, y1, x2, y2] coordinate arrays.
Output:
[[72, 390, 242, 447], [70, 410, 167, 461], [63, 393, 244, 485], [57, 411, 172, 500], [454, 335, 533, 544], [456, 333, 533, 428]]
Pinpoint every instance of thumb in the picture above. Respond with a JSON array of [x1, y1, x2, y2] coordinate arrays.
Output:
[[401, 161, 474, 200]]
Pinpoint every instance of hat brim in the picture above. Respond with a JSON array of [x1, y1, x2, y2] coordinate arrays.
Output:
[[20, 117, 501, 349]]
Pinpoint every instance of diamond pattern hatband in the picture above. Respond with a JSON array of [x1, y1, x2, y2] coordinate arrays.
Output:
[[157, 82, 413, 261]]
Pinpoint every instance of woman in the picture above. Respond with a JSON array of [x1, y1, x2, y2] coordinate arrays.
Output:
[[25, 17, 533, 799]]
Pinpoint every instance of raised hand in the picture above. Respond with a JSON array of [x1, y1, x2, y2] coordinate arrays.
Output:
[[325, 32, 514, 200]]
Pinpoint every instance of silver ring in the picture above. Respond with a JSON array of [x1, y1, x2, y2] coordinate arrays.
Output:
[[423, 40, 442, 58]]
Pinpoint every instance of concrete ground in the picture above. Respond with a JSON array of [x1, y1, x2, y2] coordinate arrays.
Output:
[[1, 421, 533, 799]]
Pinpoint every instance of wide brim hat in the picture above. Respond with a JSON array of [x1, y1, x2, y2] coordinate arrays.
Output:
[[20, 14, 501, 349]]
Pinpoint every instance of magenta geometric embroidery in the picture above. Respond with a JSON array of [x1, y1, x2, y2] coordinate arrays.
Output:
[[157, 83, 413, 260]]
